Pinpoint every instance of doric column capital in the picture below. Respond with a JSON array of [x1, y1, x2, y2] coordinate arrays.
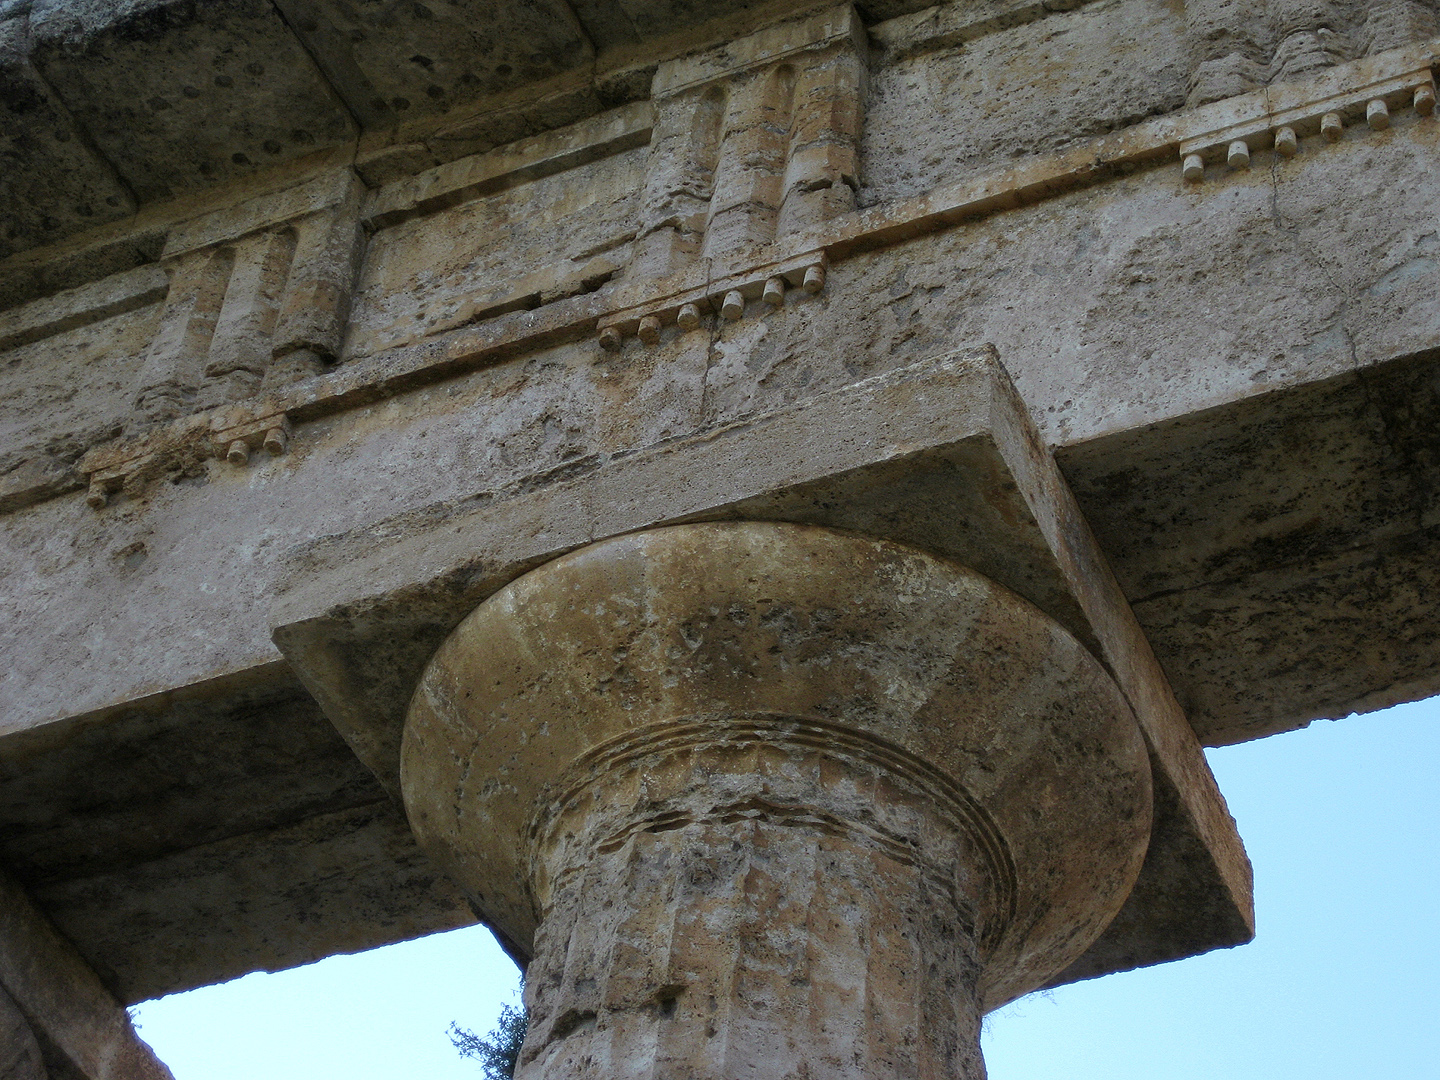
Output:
[[403, 521, 1152, 1076]]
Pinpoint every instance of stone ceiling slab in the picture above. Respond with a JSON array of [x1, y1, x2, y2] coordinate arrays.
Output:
[[0, 17, 134, 259], [28, 0, 355, 202], [616, 0, 765, 36], [275, 0, 595, 130], [564, 0, 642, 51]]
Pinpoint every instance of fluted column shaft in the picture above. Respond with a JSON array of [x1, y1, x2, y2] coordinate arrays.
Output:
[[519, 718, 1004, 1079]]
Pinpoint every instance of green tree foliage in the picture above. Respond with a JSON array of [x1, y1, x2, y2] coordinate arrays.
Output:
[[449, 1001, 527, 1080]]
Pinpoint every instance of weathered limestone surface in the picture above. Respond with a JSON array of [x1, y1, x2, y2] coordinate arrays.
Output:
[[270, 349, 1253, 994], [863, 0, 1189, 204], [0, 279, 162, 477], [1, 0, 909, 257], [347, 142, 648, 359], [0, 0, 1436, 1066], [23, 0, 356, 205]]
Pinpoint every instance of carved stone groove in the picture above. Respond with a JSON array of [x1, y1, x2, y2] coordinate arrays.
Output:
[[523, 716, 1008, 1080]]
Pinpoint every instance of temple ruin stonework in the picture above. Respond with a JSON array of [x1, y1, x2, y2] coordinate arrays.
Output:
[[1, 0, 1437, 1074]]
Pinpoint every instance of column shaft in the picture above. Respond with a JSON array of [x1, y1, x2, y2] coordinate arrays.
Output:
[[520, 720, 999, 1079]]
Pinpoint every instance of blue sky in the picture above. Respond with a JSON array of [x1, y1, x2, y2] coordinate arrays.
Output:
[[131, 695, 1440, 1079]]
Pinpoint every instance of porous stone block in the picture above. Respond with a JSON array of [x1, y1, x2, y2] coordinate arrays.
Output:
[[346, 142, 646, 359], [27, 0, 354, 202], [32, 800, 474, 1003], [861, 0, 1188, 205], [0, 267, 164, 486], [14, 5, 1440, 1023], [362, 100, 653, 229], [272, 0, 593, 129], [0, 16, 134, 258]]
